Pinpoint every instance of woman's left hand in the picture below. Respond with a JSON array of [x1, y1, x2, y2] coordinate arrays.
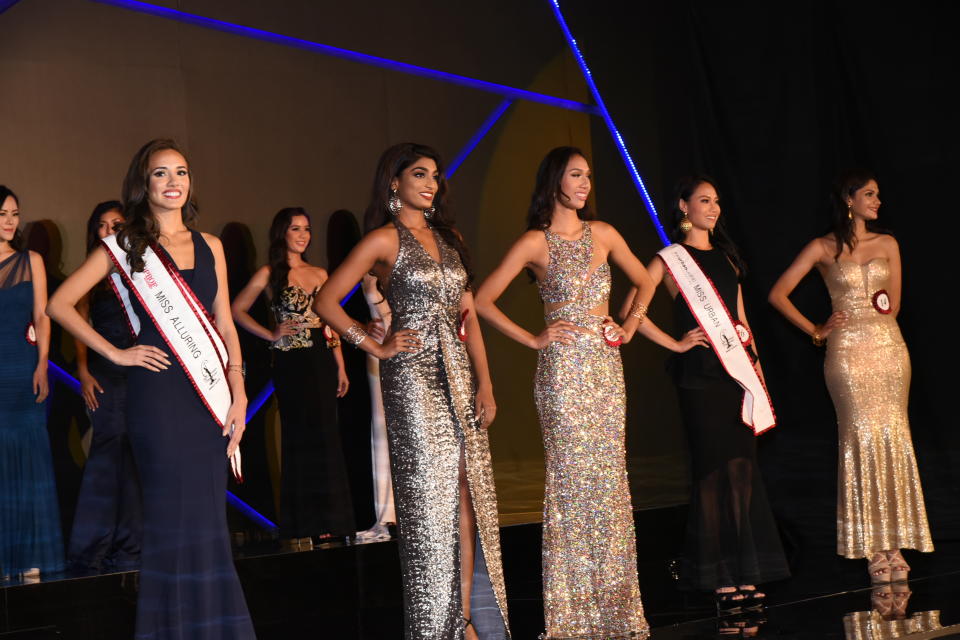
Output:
[[33, 365, 49, 403], [601, 316, 625, 342], [223, 400, 247, 458], [475, 385, 497, 430], [337, 368, 349, 398]]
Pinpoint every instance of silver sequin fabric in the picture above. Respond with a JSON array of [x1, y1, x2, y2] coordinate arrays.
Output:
[[534, 222, 649, 640], [380, 220, 510, 639], [822, 258, 933, 558]]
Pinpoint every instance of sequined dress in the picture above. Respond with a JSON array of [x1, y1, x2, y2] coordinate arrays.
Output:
[[535, 222, 648, 639], [822, 258, 932, 558], [380, 220, 509, 639], [271, 284, 355, 538]]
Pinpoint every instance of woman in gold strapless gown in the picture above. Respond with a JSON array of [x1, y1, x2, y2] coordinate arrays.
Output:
[[476, 147, 660, 639], [769, 169, 933, 581]]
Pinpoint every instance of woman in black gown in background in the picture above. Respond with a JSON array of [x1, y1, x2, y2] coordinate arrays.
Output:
[[67, 201, 143, 574], [232, 207, 354, 546], [623, 176, 789, 612], [48, 139, 255, 639]]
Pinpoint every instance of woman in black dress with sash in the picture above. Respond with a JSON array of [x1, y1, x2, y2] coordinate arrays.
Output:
[[49, 139, 255, 639], [67, 201, 143, 574], [232, 207, 353, 546], [623, 176, 789, 611]]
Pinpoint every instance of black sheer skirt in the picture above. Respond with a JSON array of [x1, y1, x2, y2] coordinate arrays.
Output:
[[676, 378, 790, 591]]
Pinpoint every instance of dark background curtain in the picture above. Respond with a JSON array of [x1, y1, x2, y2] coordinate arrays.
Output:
[[565, 1, 959, 571]]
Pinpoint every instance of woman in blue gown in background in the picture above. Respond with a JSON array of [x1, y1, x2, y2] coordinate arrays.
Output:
[[67, 201, 143, 574], [0, 184, 63, 581], [48, 141, 256, 639]]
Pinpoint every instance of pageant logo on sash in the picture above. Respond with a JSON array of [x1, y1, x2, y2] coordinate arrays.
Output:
[[872, 289, 892, 314], [101, 234, 242, 480], [658, 244, 776, 435]]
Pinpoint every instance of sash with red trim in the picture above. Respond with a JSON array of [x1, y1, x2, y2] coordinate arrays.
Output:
[[658, 244, 776, 435], [101, 234, 242, 480]]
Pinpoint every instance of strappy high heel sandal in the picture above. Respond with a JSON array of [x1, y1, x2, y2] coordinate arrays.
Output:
[[887, 550, 911, 583], [463, 616, 478, 640], [869, 551, 891, 584], [737, 585, 766, 611], [715, 587, 745, 614]]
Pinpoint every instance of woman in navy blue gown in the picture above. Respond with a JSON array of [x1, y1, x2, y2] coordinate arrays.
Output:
[[0, 185, 63, 581], [67, 201, 143, 574], [48, 140, 256, 639]]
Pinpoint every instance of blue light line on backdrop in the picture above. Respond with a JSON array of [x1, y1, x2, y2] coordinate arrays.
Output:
[[90, 0, 599, 116], [547, 1, 670, 246], [447, 99, 514, 178], [226, 491, 278, 530], [0, 0, 23, 15], [47, 362, 277, 529]]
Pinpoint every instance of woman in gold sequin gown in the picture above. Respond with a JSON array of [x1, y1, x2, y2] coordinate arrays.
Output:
[[315, 143, 509, 640], [769, 169, 932, 580], [231, 208, 353, 543], [476, 147, 658, 639]]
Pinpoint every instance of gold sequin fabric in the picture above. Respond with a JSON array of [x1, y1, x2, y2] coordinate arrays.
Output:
[[534, 222, 649, 639], [843, 609, 941, 639], [271, 285, 320, 351], [380, 220, 509, 639], [822, 259, 933, 558]]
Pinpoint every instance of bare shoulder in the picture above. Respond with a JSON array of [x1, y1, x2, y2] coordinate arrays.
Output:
[[588, 220, 618, 238], [27, 250, 46, 273], [364, 225, 399, 247], [879, 233, 900, 251], [200, 232, 223, 252], [310, 264, 330, 280]]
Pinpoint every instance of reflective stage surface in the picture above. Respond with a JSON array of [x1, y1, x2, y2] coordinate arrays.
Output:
[[3, 506, 960, 639]]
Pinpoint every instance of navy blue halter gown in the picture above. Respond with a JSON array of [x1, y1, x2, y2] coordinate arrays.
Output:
[[124, 231, 255, 639]]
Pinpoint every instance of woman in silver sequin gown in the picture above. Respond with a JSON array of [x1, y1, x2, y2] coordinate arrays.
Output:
[[476, 147, 659, 640], [315, 143, 509, 640], [769, 170, 932, 581]]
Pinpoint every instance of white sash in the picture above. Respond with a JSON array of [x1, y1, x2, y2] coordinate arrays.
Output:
[[658, 244, 776, 435], [101, 234, 243, 479]]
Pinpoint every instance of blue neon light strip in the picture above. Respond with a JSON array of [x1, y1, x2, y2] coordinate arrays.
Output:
[[49, 360, 81, 394], [244, 379, 275, 423], [227, 490, 278, 529], [0, 0, 23, 15], [90, 0, 599, 115], [548, 1, 669, 246], [447, 99, 514, 178]]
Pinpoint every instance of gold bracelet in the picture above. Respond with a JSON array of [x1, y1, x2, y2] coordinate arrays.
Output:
[[326, 338, 341, 349], [227, 363, 246, 378], [629, 301, 649, 324], [342, 322, 368, 346], [811, 325, 825, 347]]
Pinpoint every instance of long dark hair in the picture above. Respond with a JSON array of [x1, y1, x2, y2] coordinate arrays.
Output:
[[830, 168, 885, 261], [363, 142, 474, 287], [526, 146, 596, 230], [267, 207, 310, 299], [0, 185, 24, 251], [85, 200, 124, 254], [669, 174, 747, 278], [116, 138, 199, 273]]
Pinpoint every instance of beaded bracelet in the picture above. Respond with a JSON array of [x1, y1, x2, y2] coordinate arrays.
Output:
[[812, 326, 825, 347], [629, 301, 649, 324], [342, 323, 368, 346]]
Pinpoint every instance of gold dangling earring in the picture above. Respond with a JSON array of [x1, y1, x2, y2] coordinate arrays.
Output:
[[679, 212, 693, 233], [847, 205, 854, 220]]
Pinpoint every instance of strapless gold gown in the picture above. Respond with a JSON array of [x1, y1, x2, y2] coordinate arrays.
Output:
[[822, 258, 933, 558]]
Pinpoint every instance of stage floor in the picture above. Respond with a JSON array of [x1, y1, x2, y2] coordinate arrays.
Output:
[[3, 506, 960, 638]]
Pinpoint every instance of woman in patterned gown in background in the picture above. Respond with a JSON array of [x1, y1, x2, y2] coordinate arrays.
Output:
[[769, 169, 932, 581], [476, 147, 660, 639], [314, 143, 509, 640], [232, 207, 353, 546]]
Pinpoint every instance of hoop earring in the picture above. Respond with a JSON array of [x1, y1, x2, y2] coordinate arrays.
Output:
[[679, 213, 693, 233], [388, 189, 402, 215], [423, 207, 435, 219]]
